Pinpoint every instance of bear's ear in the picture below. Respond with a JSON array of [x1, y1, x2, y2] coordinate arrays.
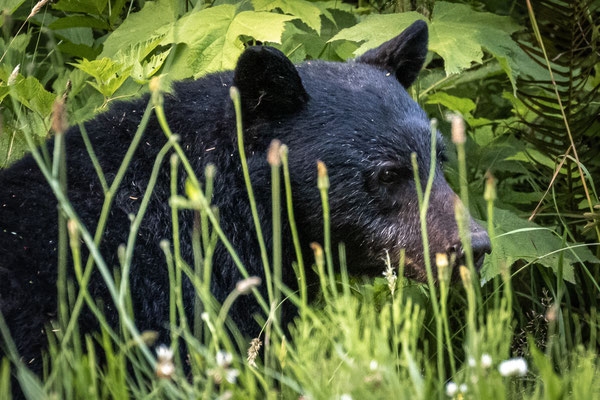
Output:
[[356, 20, 428, 88], [233, 46, 309, 118]]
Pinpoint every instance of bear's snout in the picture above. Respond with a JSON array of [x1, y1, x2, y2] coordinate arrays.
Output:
[[444, 223, 491, 273]]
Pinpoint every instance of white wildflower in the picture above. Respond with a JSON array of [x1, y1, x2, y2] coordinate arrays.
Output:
[[481, 353, 492, 368], [340, 394, 352, 400], [445, 381, 458, 397], [217, 391, 233, 400], [459, 383, 467, 393], [155, 344, 175, 379], [468, 356, 476, 367], [498, 357, 528, 377], [225, 368, 240, 384], [156, 360, 175, 379], [369, 360, 378, 371], [216, 350, 233, 367], [156, 345, 173, 361], [7, 65, 19, 86]]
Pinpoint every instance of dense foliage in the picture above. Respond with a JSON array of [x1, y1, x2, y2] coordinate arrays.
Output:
[[0, 0, 599, 399]]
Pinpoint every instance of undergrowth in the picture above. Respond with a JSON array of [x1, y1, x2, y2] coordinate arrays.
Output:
[[1, 1, 599, 399]]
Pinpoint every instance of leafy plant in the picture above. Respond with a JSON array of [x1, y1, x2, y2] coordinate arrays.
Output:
[[0, 1, 599, 398]]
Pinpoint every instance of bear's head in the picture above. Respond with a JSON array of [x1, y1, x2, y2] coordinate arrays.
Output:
[[233, 21, 491, 282]]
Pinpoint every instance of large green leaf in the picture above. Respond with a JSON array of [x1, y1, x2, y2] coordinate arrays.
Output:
[[252, 0, 322, 33], [53, 0, 106, 14], [480, 208, 599, 283], [330, 2, 546, 92], [48, 15, 110, 30], [99, 0, 178, 58], [0, 0, 26, 15], [159, 5, 295, 78], [10, 76, 56, 117]]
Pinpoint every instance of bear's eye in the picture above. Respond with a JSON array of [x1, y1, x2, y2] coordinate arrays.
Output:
[[378, 167, 405, 185]]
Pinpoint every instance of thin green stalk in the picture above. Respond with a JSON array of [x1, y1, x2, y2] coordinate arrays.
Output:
[[78, 123, 108, 194], [311, 242, 330, 303], [201, 164, 216, 253], [269, 141, 283, 325], [317, 161, 337, 297], [170, 153, 189, 336], [229, 87, 274, 305], [54, 130, 69, 331], [62, 102, 154, 346], [192, 210, 203, 339], [159, 240, 182, 369], [338, 243, 350, 298], [118, 137, 177, 307], [11, 98, 155, 367], [216, 290, 242, 335], [454, 128, 483, 306], [280, 145, 307, 311], [439, 268, 456, 376], [152, 90, 273, 324], [7, 92, 154, 366], [410, 119, 444, 398]]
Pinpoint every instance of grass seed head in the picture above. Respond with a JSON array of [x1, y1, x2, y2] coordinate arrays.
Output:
[[247, 338, 262, 367], [27, 0, 50, 20]]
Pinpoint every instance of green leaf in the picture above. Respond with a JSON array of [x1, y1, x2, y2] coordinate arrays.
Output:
[[130, 50, 172, 83], [274, 22, 324, 62], [58, 42, 101, 60], [329, 11, 422, 51], [12, 76, 56, 117], [427, 2, 522, 75], [53, 27, 94, 46], [99, 0, 178, 58], [480, 208, 600, 283], [330, 2, 547, 93], [53, 0, 106, 14], [159, 5, 295, 78], [426, 92, 476, 118], [48, 15, 110, 30], [310, 1, 355, 24], [71, 58, 131, 98], [0, 120, 29, 167], [0, 0, 26, 14], [253, 0, 322, 33]]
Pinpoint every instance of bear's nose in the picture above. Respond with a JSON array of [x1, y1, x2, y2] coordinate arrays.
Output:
[[446, 231, 491, 271], [471, 231, 492, 270]]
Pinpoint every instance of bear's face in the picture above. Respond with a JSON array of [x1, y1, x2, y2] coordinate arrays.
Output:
[[235, 21, 490, 281]]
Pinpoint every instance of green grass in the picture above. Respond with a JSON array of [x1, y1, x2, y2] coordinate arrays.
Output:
[[1, 77, 599, 400]]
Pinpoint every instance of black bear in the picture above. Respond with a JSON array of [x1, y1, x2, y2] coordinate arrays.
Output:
[[0, 20, 490, 376]]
